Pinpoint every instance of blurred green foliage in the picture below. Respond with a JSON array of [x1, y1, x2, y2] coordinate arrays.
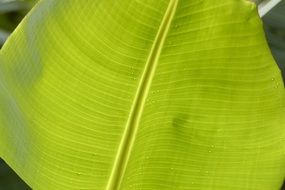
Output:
[[263, 0, 285, 80], [0, 0, 37, 46], [0, 160, 31, 189]]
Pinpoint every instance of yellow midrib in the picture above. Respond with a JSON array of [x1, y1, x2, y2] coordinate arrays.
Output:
[[106, 0, 179, 189]]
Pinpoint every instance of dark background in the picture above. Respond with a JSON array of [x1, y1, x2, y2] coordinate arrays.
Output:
[[0, 0, 284, 189]]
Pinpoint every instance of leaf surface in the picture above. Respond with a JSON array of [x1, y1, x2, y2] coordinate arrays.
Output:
[[0, 0, 285, 189]]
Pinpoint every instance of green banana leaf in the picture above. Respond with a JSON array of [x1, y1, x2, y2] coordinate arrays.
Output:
[[1, 0, 285, 189]]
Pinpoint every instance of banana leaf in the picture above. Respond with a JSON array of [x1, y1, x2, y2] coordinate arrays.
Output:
[[0, 0, 285, 189]]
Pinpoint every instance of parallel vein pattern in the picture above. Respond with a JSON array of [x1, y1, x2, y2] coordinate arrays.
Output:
[[106, 0, 178, 189], [0, 0, 285, 190]]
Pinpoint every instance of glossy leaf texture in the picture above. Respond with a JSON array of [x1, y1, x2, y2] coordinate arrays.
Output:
[[1, 0, 285, 189]]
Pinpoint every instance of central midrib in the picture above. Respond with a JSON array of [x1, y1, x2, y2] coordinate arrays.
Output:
[[106, 0, 179, 189]]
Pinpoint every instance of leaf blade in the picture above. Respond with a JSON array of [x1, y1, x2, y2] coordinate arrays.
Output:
[[0, 0, 285, 190]]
